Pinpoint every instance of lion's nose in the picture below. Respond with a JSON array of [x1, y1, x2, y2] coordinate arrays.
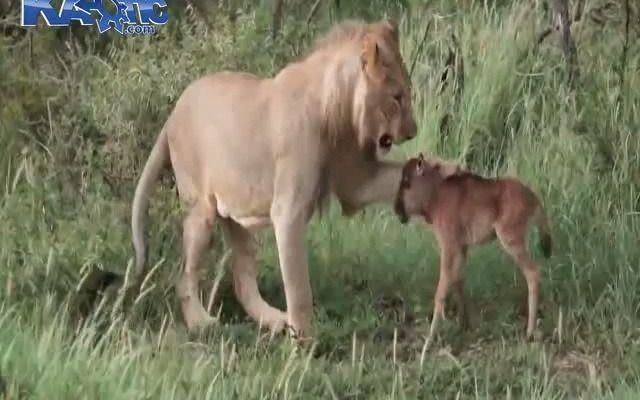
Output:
[[405, 119, 418, 140]]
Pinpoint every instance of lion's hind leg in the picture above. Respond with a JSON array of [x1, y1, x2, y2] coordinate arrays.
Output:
[[220, 218, 288, 336], [176, 200, 217, 331]]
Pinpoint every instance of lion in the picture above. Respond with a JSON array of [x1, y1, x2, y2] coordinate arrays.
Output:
[[122, 19, 421, 340], [393, 153, 552, 348]]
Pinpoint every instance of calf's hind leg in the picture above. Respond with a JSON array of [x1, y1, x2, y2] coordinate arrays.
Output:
[[220, 219, 288, 334], [176, 201, 217, 331], [496, 225, 540, 340], [450, 247, 470, 329]]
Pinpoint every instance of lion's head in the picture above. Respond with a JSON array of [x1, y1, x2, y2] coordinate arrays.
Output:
[[307, 19, 417, 160], [352, 20, 417, 160]]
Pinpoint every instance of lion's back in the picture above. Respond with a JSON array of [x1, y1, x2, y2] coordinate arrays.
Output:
[[168, 70, 275, 139], [181, 71, 271, 108], [165, 70, 278, 202]]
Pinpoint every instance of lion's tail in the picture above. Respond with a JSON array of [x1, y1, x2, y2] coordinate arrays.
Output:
[[531, 198, 552, 259], [131, 127, 170, 284]]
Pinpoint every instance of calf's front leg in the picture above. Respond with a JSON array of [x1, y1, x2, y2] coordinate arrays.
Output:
[[424, 231, 466, 351]]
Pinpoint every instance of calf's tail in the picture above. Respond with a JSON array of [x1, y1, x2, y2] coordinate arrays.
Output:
[[532, 200, 552, 259]]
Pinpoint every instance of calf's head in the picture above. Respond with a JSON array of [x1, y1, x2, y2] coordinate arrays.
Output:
[[393, 153, 447, 223]]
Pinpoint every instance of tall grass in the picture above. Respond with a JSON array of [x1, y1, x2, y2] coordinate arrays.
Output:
[[1, 0, 639, 398]]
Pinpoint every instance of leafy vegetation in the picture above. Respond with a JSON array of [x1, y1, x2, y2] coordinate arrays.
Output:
[[0, 0, 639, 398]]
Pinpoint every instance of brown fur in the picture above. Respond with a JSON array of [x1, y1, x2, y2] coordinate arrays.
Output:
[[394, 153, 552, 345], [124, 19, 419, 340]]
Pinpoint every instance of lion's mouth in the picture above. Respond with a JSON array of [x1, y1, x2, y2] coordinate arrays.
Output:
[[393, 191, 409, 224], [378, 134, 393, 152]]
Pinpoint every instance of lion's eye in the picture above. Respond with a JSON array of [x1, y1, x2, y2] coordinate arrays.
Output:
[[393, 93, 402, 104]]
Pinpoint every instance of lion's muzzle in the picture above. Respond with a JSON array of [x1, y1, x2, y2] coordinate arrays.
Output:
[[403, 118, 417, 142], [393, 191, 409, 224]]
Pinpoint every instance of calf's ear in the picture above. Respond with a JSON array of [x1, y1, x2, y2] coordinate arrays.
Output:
[[416, 153, 425, 175]]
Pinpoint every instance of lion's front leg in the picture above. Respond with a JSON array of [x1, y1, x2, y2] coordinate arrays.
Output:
[[272, 212, 313, 340], [339, 161, 403, 213], [269, 158, 320, 341], [340, 157, 466, 212]]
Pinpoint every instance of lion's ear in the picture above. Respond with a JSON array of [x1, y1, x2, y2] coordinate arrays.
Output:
[[382, 18, 399, 43], [360, 34, 380, 76]]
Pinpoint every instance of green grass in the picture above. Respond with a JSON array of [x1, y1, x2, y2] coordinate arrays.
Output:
[[1, 0, 640, 398]]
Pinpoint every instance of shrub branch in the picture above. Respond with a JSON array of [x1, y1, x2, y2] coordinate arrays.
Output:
[[408, 18, 432, 80], [306, 0, 323, 26], [616, 0, 631, 106], [437, 33, 464, 139], [272, 0, 284, 40], [552, 0, 579, 88]]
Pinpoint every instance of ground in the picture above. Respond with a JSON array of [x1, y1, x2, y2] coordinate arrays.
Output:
[[0, 0, 639, 399]]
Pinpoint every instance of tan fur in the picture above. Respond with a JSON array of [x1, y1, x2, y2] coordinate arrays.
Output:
[[125, 19, 419, 339], [394, 153, 553, 348]]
